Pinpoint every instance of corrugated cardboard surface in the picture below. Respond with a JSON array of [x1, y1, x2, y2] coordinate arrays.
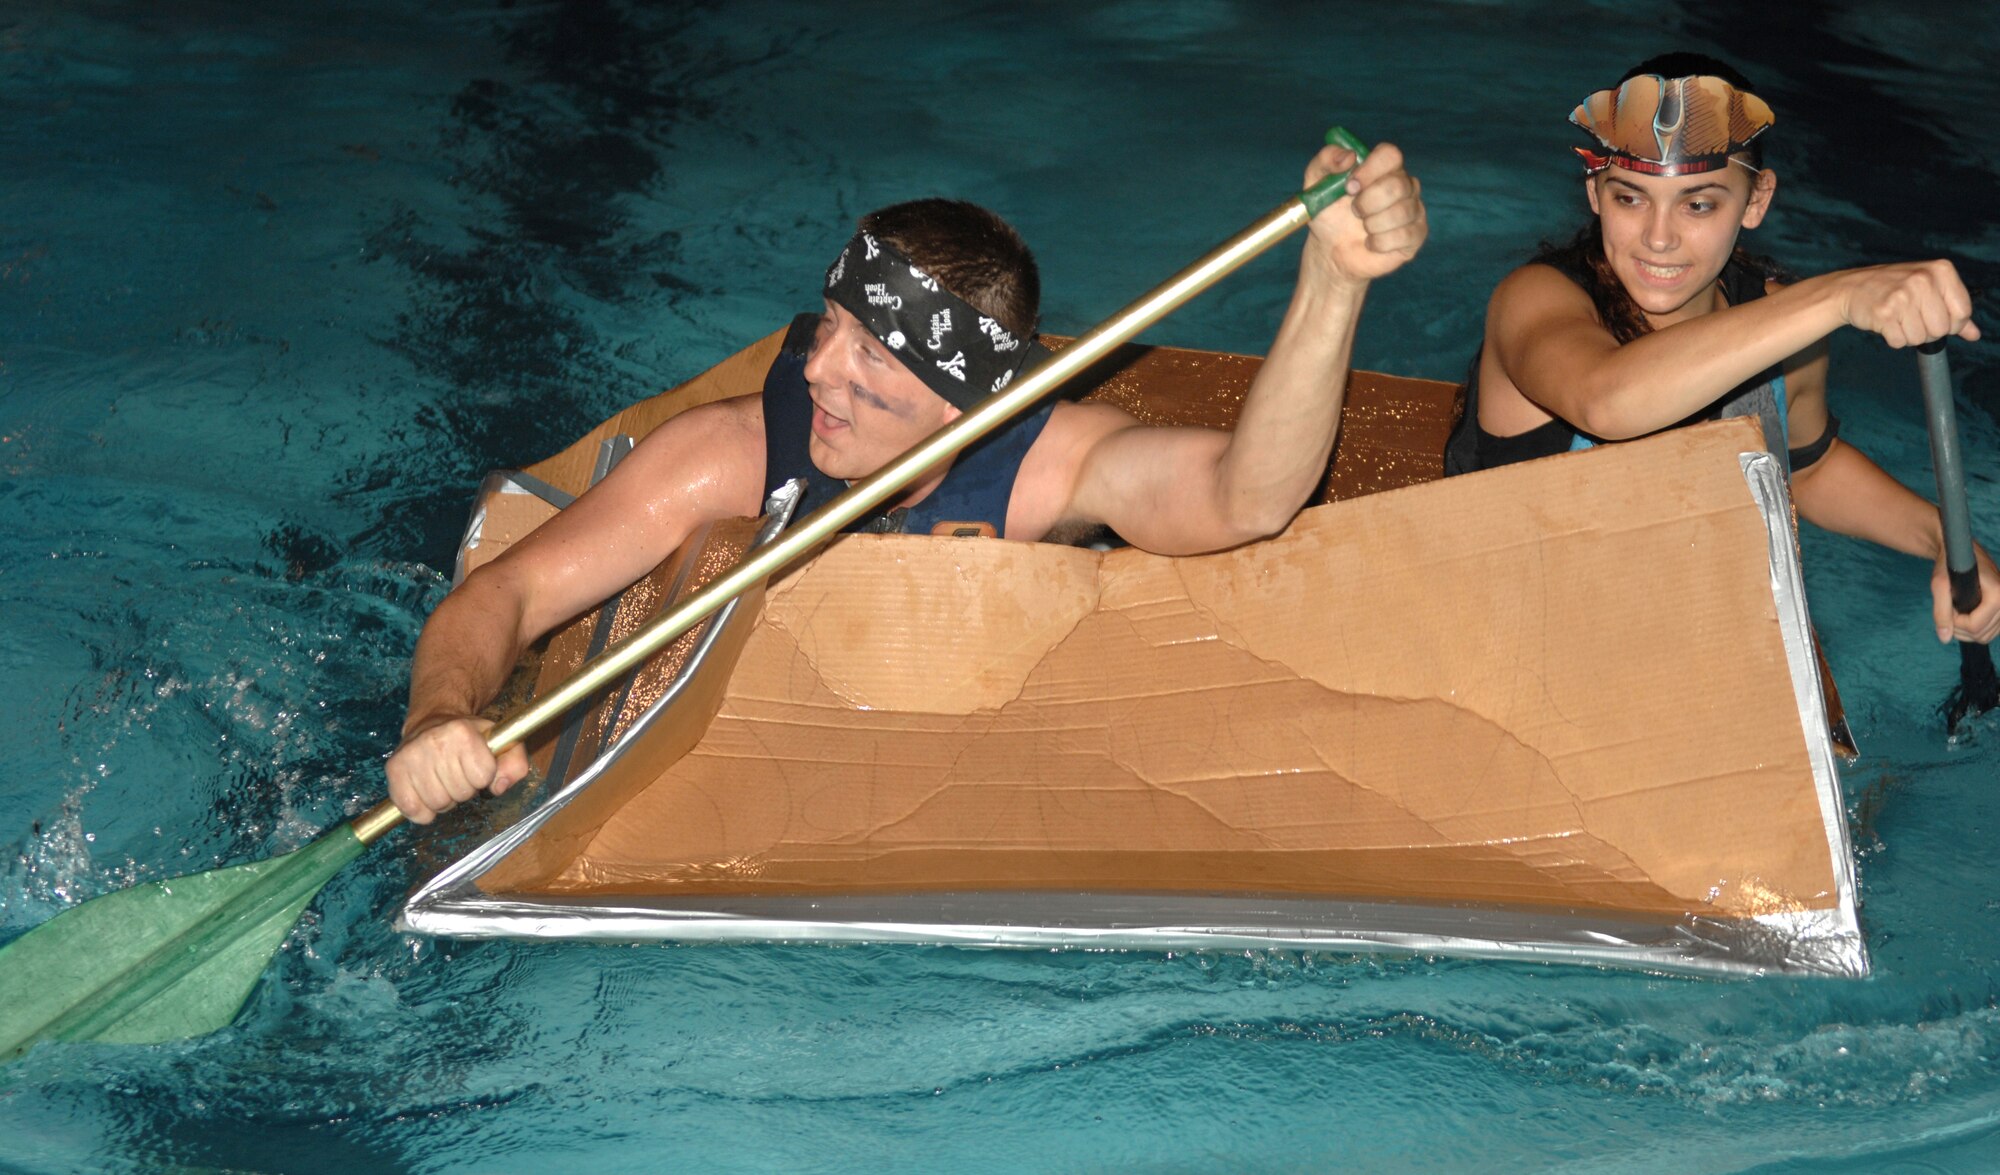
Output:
[[508, 417, 1834, 920]]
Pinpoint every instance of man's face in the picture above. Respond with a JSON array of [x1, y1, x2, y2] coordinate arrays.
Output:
[[802, 299, 960, 480], [1586, 163, 1776, 325]]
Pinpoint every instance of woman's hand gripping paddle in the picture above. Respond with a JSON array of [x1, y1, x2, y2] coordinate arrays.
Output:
[[1917, 340, 2000, 732], [0, 129, 1376, 1060]]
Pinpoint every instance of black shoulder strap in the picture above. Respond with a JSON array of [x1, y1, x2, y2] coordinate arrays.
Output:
[[761, 313, 850, 514], [1441, 349, 1484, 477], [1719, 256, 1770, 308]]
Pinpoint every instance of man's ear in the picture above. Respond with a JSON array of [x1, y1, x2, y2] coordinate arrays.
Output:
[[1741, 168, 1778, 230]]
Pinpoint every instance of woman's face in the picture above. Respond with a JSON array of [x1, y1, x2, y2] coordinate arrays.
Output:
[[1586, 162, 1777, 325]]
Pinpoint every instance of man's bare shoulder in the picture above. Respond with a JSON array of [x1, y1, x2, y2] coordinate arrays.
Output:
[[470, 391, 768, 637], [1024, 400, 1143, 483], [627, 392, 763, 463], [598, 391, 766, 521], [1041, 398, 1139, 443], [664, 390, 762, 436], [1004, 399, 1144, 542]]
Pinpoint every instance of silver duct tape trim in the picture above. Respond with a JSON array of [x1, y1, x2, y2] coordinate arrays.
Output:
[[592, 436, 634, 484], [404, 480, 807, 924], [1739, 451, 1867, 978], [451, 468, 590, 587], [403, 464, 1867, 980], [403, 892, 1839, 978]]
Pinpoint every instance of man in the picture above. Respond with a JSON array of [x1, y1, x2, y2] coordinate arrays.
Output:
[[388, 140, 1428, 823]]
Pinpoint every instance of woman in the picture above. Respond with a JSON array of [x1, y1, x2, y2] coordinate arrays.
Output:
[[1445, 53, 1998, 646]]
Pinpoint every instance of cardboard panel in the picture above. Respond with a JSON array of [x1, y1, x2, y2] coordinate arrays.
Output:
[[509, 418, 1837, 920]]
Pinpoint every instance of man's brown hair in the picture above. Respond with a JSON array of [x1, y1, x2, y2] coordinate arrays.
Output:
[[859, 199, 1040, 339]]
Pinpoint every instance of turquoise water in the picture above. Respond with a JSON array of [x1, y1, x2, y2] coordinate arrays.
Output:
[[5, 1, 2000, 1170]]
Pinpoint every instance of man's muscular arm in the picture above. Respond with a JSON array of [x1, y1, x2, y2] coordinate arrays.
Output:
[[1018, 142, 1426, 556], [387, 395, 766, 822]]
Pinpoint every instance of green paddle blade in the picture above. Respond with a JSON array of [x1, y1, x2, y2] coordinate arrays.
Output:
[[0, 825, 364, 1059]]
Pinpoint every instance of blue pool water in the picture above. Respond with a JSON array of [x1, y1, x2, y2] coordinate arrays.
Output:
[[5, 2, 2000, 1171]]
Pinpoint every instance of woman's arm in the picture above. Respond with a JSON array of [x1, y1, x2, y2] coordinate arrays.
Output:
[[1787, 352, 2000, 644], [1488, 259, 1977, 440]]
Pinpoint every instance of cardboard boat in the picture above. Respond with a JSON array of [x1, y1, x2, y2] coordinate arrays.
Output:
[[399, 326, 1866, 978]]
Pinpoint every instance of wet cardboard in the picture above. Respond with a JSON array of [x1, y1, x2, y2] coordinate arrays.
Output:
[[483, 418, 1836, 921], [444, 329, 1840, 925]]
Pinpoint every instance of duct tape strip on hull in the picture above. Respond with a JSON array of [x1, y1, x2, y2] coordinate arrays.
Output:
[[403, 891, 1857, 978]]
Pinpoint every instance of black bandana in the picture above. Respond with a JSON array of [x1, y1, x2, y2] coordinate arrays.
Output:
[[823, 232, 1030, 410]]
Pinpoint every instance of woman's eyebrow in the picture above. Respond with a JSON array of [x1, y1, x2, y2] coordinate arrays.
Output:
[[1605, 176, 1728, 197]]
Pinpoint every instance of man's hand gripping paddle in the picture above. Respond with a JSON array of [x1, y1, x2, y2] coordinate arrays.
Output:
[[1917, 339, 1999, 732], [0, 129, 1375, 1060]]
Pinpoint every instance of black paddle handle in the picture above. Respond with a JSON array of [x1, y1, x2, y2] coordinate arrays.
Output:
[[1953, 568, 1984, 618], [1917, 340, 1983, 614], [1918, 341, 2000, 727]]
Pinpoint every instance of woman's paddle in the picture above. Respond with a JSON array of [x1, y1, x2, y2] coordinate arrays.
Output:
[[0, 130, 1374, 1060], [1916, 339, 1999, 732]]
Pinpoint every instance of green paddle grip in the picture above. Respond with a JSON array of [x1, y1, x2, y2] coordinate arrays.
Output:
[[1300, 126, 1370, 217]]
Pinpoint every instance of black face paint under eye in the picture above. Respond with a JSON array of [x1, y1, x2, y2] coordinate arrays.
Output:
[[848, 381, 901, 416]]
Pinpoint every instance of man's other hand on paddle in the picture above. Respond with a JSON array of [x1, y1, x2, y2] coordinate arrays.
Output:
[[387, 716, 531, 825]]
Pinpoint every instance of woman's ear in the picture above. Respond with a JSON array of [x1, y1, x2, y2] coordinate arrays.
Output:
[[1584, 175, 1603, 217], [1741, 168, 1778, 229]]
